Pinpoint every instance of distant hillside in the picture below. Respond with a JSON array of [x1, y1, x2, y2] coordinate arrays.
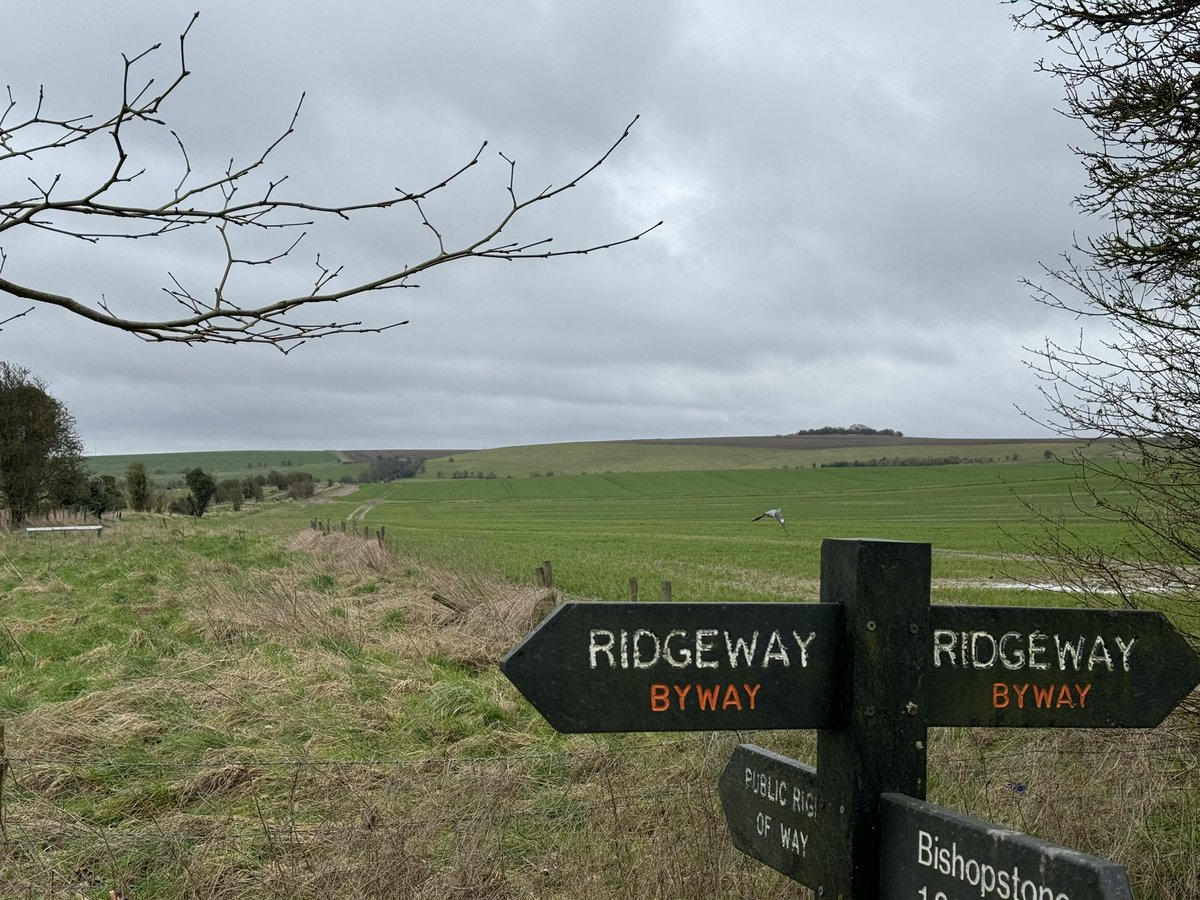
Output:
[[627, 434, 1082, 450], [85, 449, 361, 483], [410, 435, 1113, 480], [85, 435, 1114, 485]]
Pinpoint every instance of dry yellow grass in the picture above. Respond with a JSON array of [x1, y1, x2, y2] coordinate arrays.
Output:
[[0, 520, 1194, 898]]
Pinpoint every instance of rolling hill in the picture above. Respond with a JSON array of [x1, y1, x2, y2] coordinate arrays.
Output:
[[84, 434, 1112, 483]]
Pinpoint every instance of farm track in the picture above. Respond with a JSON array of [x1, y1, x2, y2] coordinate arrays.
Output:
[[347, 497, 388, 521]]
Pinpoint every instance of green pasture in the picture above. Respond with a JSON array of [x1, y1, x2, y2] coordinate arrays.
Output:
[[6, 447, 1195, 898], [85, 448, 364, 484], [288, 460, 1131, 606], [419, 437, 1104, 478], [83, 436, 1108, 487]]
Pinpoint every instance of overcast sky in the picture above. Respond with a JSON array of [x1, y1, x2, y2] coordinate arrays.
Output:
[[2, 1, 1095, 455]]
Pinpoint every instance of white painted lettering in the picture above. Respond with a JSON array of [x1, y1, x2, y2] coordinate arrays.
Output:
[[725, 631, 758, 668], [663, 630, 692, 667], [917, 828, 1071, 900], [999, 632, 1025, 669], [792, 631, 816, 667], [1087, 635, 1114, 672], [755, 811, 772, 836], [970, 631, 997, 669], [588, 630, 615, 669], [1054, 634, 1085, 671], [1115, 636, 1136, 672], [587, 627, 828, 672], [917, 829, 932, 866], [779, 824, 807, 855], [1027, 631, 1049, 670], [933, 630, 957, 667], [631, 629, 659, 669], [792, 786, 816, 817], [694, 629, 719, 669], [762, 630, 791, 667]]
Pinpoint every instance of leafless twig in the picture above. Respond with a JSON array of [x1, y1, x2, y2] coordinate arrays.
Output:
[[0, 12, 660, 351]]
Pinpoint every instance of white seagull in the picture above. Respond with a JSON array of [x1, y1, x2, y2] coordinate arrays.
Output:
[[751, 508, 787, 531]]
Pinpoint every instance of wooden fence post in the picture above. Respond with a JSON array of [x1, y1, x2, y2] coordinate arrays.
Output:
[[659, 581, 672, 603], [628, 577, 639, 601]]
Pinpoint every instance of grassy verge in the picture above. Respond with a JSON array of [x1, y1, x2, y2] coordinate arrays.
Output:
[[0, 514, 1195, 898]]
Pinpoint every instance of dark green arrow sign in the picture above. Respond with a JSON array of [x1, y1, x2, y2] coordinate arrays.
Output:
[[718, 744, 822, 888], [879, 793, 1133, 899], [925, 606, 1200, 728], [500, 602, 842, 732]]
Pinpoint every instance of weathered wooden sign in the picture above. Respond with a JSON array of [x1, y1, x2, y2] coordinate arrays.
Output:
[[926, 605, 1200, 728], [718, 744, 821, 887], [499, 601, 842, 732], [500, 538, 1200, 897], [879, 792, 1134, 900]]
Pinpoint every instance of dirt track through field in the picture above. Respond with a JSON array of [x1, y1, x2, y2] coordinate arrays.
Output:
[[347, 496, 390, 521]]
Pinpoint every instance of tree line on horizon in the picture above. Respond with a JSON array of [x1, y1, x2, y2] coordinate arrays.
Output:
[[791, 425, 904, 437], [0, 363, 333, 525]]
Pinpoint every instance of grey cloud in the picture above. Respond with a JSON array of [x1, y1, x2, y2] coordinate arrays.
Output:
[[2, 0, 1093, 454]]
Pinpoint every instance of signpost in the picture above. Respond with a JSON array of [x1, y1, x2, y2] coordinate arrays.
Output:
[[718, 744, 821, 886], [499, 601, 841, 732], [926, 604, 1200, 728], [879, 793, 1134, 900], [500, 538, 1200, 897]]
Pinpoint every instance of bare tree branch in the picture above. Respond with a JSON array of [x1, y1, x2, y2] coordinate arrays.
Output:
[[0, 12, 661, 351], [1014, 2, 1200, 660]]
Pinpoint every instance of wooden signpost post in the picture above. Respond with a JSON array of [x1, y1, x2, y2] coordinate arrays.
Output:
[[500, 538, 1200, 898]]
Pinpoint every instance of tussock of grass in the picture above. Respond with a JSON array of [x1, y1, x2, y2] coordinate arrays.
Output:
[[929, 724, 1199, 898]]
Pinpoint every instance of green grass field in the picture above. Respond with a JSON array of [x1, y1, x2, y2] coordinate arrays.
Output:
[[417, 436, 1100, 478], [285, 460, 1130, 608], [83, 435, 1108, 486], [84, 449, 364, 484], [6, 440, 1192, 898]]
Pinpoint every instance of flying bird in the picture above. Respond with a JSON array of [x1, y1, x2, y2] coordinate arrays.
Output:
[[751, 508, 787, 531]]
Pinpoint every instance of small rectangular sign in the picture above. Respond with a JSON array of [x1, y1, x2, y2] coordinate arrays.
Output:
[[719, 744, 822, 888], [879, 793, 1133, 900], [501, 602, 841, 732], [925, 606, 1200, 728]]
